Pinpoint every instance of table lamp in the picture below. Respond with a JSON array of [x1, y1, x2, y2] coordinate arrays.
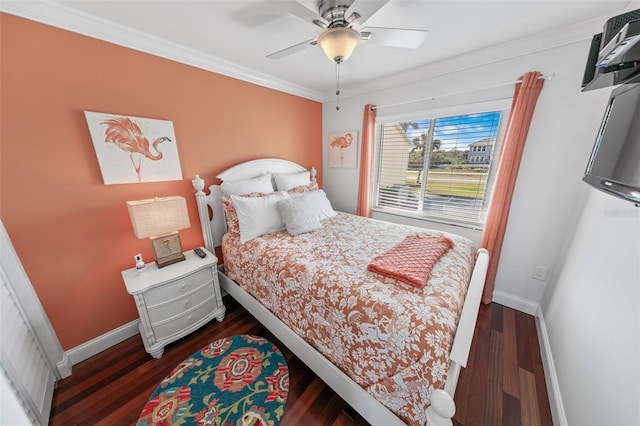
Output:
[[126, 196, 191, 268]]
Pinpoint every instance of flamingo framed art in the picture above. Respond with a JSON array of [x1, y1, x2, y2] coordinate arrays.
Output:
[[328, 130, 357, 168], [84, 111, 183, 185]]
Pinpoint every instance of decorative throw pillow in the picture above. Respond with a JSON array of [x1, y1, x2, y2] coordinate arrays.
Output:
[[220, 173, 274, 196], [220, 195, 238, 236], [288, 182, 319, 193], [231, 192, 289, 243], [289, 189, 337, 221], [273, 171, 311, 191], [276, 196, 322, 236]]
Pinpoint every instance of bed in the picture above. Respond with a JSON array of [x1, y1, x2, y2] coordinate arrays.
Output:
[[192, 158, 489, 426]]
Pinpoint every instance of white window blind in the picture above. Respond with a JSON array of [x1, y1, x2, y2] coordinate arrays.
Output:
[[374, 109, 506, 230]]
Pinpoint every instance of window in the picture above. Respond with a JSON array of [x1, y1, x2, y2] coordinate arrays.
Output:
[[373, 107, 507, 230]]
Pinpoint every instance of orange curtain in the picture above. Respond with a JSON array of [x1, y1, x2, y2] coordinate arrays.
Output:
[[357, 104, 377, 217], [481, 71, 545, 304]]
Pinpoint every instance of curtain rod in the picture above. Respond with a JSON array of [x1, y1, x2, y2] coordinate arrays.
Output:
[[371, 72, 554, 111]]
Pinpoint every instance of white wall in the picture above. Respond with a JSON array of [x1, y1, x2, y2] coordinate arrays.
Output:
[[541, 190, 640, 425], [322, 21, 616, 312]]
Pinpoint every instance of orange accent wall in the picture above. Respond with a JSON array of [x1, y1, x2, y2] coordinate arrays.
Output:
[[0, 13, 323, 350]]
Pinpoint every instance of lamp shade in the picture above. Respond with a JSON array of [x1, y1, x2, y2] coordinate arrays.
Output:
[[127, 196, 190, 239], [317, 27, 360, 63]]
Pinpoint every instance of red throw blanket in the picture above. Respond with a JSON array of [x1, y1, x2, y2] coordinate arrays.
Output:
[[367, 234, 454, 288]]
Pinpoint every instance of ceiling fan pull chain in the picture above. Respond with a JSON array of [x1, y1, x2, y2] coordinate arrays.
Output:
[[335, 61, 341, 111]]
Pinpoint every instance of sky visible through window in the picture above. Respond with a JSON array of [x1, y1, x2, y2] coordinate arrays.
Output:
[[404, 111, 502, 151]]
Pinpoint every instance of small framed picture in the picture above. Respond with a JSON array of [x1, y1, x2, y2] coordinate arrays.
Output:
[[84, 111, 183, 185], [329, 131, 358, 168], [151, 233, 185, 267]]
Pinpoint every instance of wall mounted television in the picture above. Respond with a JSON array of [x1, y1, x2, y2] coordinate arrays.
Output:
[[583, 83, 640, 205]]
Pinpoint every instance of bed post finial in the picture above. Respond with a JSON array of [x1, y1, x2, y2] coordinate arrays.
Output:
[[192, 174, 205, 194], [192, 175, 216, 253], [310, 166, 317, 184], [425, 389, 455, 426]]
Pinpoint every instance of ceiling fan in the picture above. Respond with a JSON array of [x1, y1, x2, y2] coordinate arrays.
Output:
[[266, 0, 429, 64]]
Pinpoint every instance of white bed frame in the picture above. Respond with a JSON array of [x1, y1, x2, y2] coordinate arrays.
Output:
[[192, 158, 489, 426]]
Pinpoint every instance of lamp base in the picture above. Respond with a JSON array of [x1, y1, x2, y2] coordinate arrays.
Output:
[[155, 252, 186, 268], [150, 232, 185, 268]]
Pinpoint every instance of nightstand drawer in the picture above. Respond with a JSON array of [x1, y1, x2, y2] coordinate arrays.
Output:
[[143, 268, 212, 307], [151, 297, 217, 341], [146, 282, 215, 324]]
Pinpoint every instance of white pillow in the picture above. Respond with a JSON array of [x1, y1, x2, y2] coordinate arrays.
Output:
[[289, 189, 337, 221], [273, 171, 311, 191], [276, 196, 322, 236], [221, 174, 274, 196], [231, 192, 288, 243]]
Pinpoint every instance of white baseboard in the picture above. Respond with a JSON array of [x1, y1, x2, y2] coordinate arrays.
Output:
[[535, 306, 567, 426], [66, 319, 140, 365], [56, 353, 73, 378], [492, 290, 538, 315]]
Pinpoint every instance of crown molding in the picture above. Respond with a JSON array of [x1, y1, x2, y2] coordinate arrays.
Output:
[[0, 1, 324, 102], [2, 1, 631, 104], [327, 15, 607, 101]]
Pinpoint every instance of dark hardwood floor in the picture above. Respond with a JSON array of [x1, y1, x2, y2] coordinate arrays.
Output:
[[49, 297, 552, 426]]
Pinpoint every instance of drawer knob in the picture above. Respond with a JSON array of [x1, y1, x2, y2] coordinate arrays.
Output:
[[187, 315, 195, 324], [179, 283, 188, 292], [183, 299, 191, 309]]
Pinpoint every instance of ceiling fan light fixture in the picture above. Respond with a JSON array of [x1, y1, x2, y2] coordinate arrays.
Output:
[[317, 27, 360, 63]]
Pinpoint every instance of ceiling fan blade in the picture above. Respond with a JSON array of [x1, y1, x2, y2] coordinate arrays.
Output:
[[360, 27, 428, 49], [265, 0, 327, 27], [267, 38, 318, 59], [345, 0, 389, 26]]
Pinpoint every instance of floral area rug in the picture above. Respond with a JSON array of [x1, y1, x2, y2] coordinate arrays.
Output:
[[137, 335, 289, 426]]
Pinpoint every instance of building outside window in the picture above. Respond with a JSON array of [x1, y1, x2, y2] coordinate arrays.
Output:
[[467, 139, 494, 164]]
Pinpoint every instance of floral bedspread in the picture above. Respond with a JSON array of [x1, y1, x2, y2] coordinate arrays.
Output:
[[222, 212, 476, 425]]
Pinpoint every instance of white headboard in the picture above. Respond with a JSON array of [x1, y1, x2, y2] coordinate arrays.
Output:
[[192, 158, 317, 251]]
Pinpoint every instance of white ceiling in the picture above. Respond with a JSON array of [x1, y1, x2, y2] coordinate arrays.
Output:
[[1, 0, 634, 101]]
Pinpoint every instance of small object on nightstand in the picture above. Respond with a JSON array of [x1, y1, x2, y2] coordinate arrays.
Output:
[[135, 253, 145, 273], [194, 247, 207, 258]]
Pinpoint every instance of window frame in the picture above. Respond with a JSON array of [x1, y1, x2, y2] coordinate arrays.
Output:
[[372, 99, 511, 231]]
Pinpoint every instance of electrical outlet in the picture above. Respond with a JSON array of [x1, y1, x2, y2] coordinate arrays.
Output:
[[533, 266, 549, 281]]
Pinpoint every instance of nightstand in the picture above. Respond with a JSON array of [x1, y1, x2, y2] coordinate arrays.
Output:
[[121, 248, 225, 358]]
